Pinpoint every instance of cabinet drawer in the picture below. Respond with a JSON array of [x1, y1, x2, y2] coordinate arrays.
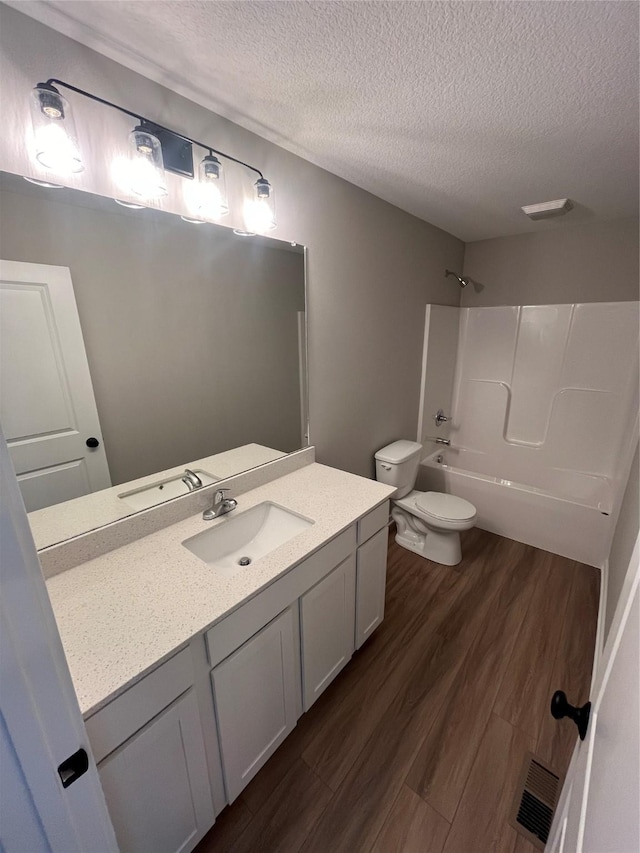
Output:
[[205, 525, 357, 668], [86, 647, 194, 763], [357, 501, 390, 545]]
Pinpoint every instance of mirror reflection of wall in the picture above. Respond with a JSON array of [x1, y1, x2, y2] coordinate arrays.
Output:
[[0, 171, 307, 523]]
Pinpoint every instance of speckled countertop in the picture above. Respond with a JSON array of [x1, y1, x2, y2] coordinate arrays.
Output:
[[46, 463, 394, 718]]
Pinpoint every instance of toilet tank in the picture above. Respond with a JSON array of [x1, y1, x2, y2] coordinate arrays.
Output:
[[375, 440, 423, 498]]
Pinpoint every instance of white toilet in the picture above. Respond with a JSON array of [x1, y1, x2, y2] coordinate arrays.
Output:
[[375, 440, 476, 566]]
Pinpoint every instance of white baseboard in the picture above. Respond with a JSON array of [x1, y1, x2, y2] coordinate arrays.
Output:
[[591, 558, 608, 693]]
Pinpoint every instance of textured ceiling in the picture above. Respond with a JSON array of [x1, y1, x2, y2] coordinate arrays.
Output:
[[10, 0, 640, 241]]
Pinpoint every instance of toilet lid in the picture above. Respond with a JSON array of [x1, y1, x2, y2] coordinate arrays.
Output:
[[416, 491, 476, 521]]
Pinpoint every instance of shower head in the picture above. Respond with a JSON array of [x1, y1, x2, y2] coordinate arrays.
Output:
[[445, 269, 470, 288]]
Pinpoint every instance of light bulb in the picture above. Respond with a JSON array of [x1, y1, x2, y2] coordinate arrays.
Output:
[[30, 84, 83, 175], [110, 127, 168, 201], [244, 178, 276, 233], [112, 152, 166, 203], [33, 123, 83, 173], [194, 155, 229, 220], [129, 157, 168, 199]]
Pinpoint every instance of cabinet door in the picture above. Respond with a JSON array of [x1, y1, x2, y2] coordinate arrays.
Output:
[[356, 526, 388, 649], [300, 554, 356, 711], [98, 689, 214, 853], [212, 607, 298, 802]]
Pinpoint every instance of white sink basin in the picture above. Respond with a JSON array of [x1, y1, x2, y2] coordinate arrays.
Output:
[[118, 470, 218, 511], [182, 502, 314, 570]]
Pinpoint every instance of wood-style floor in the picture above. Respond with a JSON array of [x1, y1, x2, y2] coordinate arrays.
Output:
[[196, 527, 600, 853]]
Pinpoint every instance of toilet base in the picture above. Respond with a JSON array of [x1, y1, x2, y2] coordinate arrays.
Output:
[[394, 527, 462, 566], [392, 507, 463, 566]]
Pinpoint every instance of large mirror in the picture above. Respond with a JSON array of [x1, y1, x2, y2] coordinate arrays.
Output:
[[0, 171, 308, 549]]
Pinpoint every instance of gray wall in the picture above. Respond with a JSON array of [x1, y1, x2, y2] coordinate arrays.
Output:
[[0, 184, 304, 484], [0, 5, 464, 479], [605, 442, 639, 640], [462, 218, 639, 306]]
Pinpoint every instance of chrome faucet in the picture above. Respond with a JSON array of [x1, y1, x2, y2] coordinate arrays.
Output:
[[182, 469, 203, 491], [434, 409, 449, 428], [435, 437, 450, 446], [203, 488, 238, 521]]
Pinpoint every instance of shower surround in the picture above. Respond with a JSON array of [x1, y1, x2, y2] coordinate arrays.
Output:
[[419, 302, 639, 566]]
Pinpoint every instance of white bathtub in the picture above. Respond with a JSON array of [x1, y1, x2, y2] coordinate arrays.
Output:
[[418, 447, 612, 567]]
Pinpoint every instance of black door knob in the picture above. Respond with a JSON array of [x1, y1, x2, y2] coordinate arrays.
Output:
[[58, 747, 89, 788], [86, 437, 100, 449], [550, 690, 591, 741]]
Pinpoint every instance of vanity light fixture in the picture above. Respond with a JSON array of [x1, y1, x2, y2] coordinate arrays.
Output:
[[27, 79, 277, 230]]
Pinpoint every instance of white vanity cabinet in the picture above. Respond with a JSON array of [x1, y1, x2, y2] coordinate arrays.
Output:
[[211, 607, 298, 802], [82, 497, 391, 839], [300, 554, 356, 710], [205, 501, 389, 793], [85, 649, 214, 853]]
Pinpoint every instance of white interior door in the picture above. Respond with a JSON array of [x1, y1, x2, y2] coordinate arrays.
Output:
[[0, 426, 117, 852], [548, 534, 640, 853], [0, 259, 111, 511]]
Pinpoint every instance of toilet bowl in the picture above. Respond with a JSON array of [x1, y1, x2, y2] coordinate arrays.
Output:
[[375, 440, 476, 566], [392, 489, 476, 565]]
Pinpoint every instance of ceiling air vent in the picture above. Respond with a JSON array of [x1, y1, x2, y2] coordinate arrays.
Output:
[[521, 198, 573, 220]]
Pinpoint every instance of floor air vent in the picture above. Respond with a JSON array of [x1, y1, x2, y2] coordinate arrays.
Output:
[[509, 753, 561, 850]]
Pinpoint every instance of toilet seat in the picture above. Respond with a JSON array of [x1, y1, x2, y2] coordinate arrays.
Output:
[[415, 491, 476, 523], [394, 490, 477, 533]]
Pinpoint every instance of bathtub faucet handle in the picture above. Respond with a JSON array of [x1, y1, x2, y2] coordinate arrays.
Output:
[[434, 409, 449, 427]]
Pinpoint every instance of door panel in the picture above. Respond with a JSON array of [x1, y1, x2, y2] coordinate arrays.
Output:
[[17, 459, 91, 512], [98, 690, 213, 853], [0, 260, 111, 510], [581, 581, 639, 851], [212, 607, 297, 802], [550, 536, 639, 852], [300, 555, 356, 710], [356, 527, 388, 648], [0, 426, 117, 853], [0, 284, 73, 439]]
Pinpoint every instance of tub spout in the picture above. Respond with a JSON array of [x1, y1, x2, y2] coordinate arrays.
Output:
[[435, 437, 450, 446]]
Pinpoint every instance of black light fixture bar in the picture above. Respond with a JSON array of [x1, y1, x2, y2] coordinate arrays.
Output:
[[44, 78, 266, 181]]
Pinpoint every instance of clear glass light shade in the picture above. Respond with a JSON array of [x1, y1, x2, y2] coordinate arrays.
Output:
[[23, 176, 64, 188], [30, 86, 83, 175], [127, 127, 168, 200], [243, 179, 276, 233], [114, 198, 146, 209], [194, 156, 229, 220]]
